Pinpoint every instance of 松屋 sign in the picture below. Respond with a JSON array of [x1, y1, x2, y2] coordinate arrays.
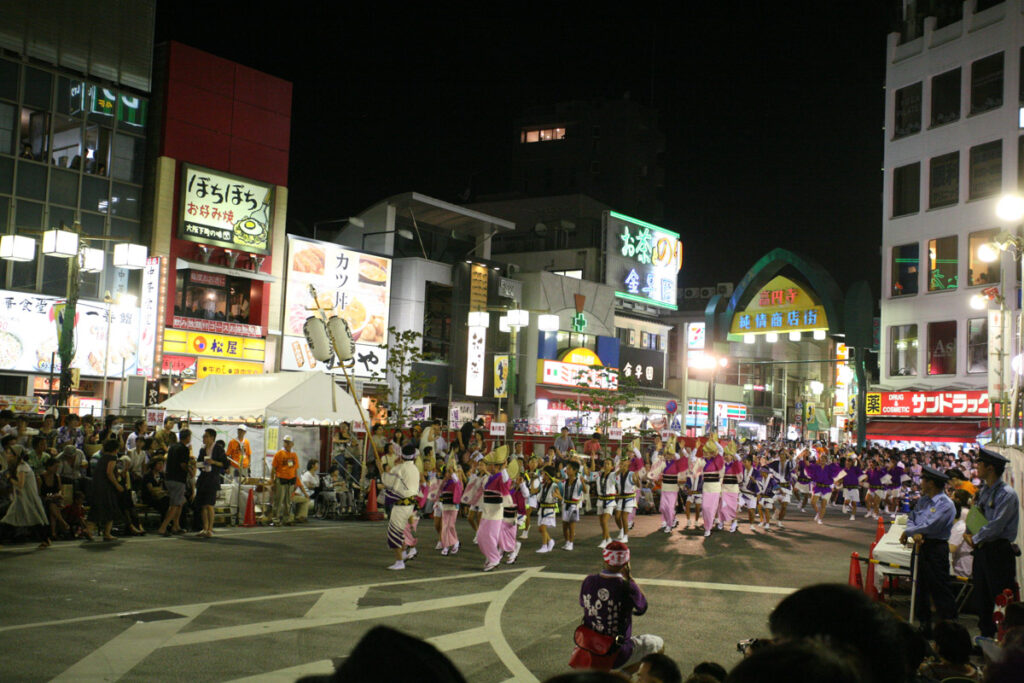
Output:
[[604, 211, 682, 310], [730, 275, 829, 335], [865, 391, 992, 418]]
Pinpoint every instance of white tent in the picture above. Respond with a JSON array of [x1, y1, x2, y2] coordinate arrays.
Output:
[[156, 371, 361, 423]]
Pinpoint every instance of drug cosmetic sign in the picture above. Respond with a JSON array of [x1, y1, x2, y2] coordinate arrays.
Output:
[[604, 211, 682, 310]]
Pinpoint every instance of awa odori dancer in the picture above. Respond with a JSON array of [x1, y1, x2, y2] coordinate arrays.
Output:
[[477, 446, 520, 571], [615, 445, 640, 543], [536, 465, 562, 553], [561, 460, 585, 551], [594, 457, 619, 548], [627, 440, 645, 531], [719, 441, 742, 532], [700, 433, 724, 537], [683, 446, 703, 530], [437, 457, 464, 556], [657, 438, 684, 534], [377, 443, 422, 571]]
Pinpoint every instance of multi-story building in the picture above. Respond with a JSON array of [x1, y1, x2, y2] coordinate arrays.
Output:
[[878, 0, 1014, 439]]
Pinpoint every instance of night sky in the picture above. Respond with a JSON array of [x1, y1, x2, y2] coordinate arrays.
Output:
[[156, 3, 897, 298]]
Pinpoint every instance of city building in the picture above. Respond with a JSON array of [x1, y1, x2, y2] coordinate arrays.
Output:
[[878, 0, 1014, 440]]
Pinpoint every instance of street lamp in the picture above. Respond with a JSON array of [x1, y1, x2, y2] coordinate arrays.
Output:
[[505, 308, 529, 422], [688, 351, 728, 435]]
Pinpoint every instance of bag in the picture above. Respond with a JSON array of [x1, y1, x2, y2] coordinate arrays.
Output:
[[568, 623, 622, 670]]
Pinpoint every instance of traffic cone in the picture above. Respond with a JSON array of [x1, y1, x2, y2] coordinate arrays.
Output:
[[848, 552, 863, 590], [865, 551, 881, 601], [873, 516, 885, 546], [242, 488, 257, 527], [363, 479, 385, 521]]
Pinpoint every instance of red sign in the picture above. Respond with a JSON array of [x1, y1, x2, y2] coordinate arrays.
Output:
[[161, 354, 197, 378], [189, 270, 227, 287], [759, 288, 799, 307], [865, 391, 992, 418], [172, 315, 262, 338]]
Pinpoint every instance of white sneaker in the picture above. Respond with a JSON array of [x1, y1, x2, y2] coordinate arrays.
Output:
[[776, 521, 785, 529], [816, 518, 823, 525], [564, 541, 574, 551], [519, 530, 529, 540], [620, 534, 628, 543], [704, 529, 712, 537], [616, 530, 625, 541], [402, 547, 418, 561], [663, 526, 672, 534], [729, 520, 738, 533], [387, 561, 406, 570], [849, 514, 856, 521], [483, 560, 499, 572], [864, 511, 873, 519], [760, 522, 768, 529], [450, 542, 460, 555], [472, 534, 479, 544], [598, 538, 610, 548], [441, 547, 449, 556], [537, 541, 552, 553], [716, 521, 723, 530], [435, 541, 443, 550], [506, 541, 522, 564]]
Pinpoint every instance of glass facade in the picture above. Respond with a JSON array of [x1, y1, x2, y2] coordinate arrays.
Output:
[[0, 57, 147, 299]]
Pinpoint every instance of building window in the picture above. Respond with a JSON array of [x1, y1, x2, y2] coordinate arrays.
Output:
[[927, 236, 958, 291], [968, 229, 1000, 286], [551, 269, 582, 279], [891, 243, 919, 296], [931, 68, 961, 126], [0, 59, 18, 102], [520, 127, 566, 143], [1018, 136, 1024, 191], [927, 321, 957, 375], [968, 317, 987, 374], [893, 82, 922, 138], [889, 324, 918, 377], [969, 140, 1002, 199], [892, 162, 920, 216], [928, 151, 959, 208], [0, 101, 14, 156], [971, 52, 1004, 115]]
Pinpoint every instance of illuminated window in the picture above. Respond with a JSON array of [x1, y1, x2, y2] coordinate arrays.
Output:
[[520, 127, 566, 143], [968, 318, 987, 374], [927, 236, 958, 291], [889, 324, 918, 377], [927, 321, 957, 375], [968, 229, 1000, 286], [890, 243, 919, 296]]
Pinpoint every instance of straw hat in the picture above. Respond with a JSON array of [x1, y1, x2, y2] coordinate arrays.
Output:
[[483, 445, 508, 465], [664, 437, 676, 455]]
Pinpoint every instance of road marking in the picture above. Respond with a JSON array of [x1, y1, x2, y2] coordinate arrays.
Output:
[[304, 585, 369, 619], [484, 567, 543, 683], [536, 571, 795, 595]]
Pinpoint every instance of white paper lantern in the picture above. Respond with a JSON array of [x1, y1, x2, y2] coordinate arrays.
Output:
[[41, 229, 78, 258], [467, 311, 489, 328], [0, 234, 36, 262], [79, 247, 105, 273], [538, 314, 559, 332], [113, 242, 148, 269], [303, 317, 333, 363], [507, 309, 529, 327]]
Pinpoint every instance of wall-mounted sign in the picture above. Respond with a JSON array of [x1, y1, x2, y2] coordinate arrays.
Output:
[[686, 322, 705, 349], [162, 329, 266, 362], [618, 346, 665, 389], [195, 358, 263, 379], [179, 165, 273, 255], [170, 315, 262, 339], [729, 275, 829, 335], [864, 391, 992, 418], [282, 236, 391, 379], [68, 82, 147, 128], [607, 427, 623, 441], [161, 355, 197, 379], [604, 211, 682, 310], [466, 326, 487, 396], [489, 422, 507, 436], [0, 290, 141, 377], [494, 355, 509, 398], [687, 399, 747, 420], [560, 347, 602, 366], [137, 257, 161, 379], [537, 359, 618, 390], [572, 312, 588, 332], [449, 401, 475, 427]]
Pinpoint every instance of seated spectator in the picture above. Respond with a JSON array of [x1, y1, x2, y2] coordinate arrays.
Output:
[[329, 465, 355, 514], [918, 620, 980, 681], [61, 490, 92, 540], [690, 662, 726, 682], [300, 460, 321, 506], [633, 652, 682, 683], [767, 584, 906, 683], [142, 456, 170, 519], [724, 639, 864, 683], [38, 456, 70, 539]]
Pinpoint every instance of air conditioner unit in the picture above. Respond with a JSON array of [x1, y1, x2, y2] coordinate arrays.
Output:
[[700, 287, 715, 298], [507, 263, 521, 274], [684, 287, 699, 298], [717, 282, 734, 296]]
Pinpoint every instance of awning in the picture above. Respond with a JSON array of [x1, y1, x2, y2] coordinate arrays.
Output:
[[176, 257, 277, 283], [865, 420, 988, 443]]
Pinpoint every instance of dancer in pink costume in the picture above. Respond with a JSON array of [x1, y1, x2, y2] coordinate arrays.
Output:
[[719, 441, 743, 532], [627, 439, 645, 529], [658, 438, 684, 533], [700, 434, 724, 537], [438, 462, 464, 556], [477, 446, 518, 571]]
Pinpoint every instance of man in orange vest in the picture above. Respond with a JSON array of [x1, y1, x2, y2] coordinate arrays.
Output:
[[227, 425, 251, 476]]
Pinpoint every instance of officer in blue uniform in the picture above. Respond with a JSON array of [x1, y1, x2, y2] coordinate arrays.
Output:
[[963, 447, 1020, 638], [900, 465, 956, 633]]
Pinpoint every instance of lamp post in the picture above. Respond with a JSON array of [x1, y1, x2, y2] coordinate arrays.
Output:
[[688, 351, 728, 435]]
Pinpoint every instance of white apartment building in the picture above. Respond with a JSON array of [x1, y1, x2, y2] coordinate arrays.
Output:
[[881, 0, 1022, 392]]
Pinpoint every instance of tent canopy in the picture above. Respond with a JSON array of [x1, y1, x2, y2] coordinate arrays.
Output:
[[156, 372, 362, 424]]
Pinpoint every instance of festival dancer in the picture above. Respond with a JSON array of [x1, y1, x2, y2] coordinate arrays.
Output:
[[807, 454, 834, 525], [627, 439, 645, 531], [438, 459, 464, 556], [794, 448, 813, 511], [839, 456, 864, 521], [657, 439, 684, 534], [700, 434, 724, 537], [561, 460, 584, 550], [521, 455, 541, 540], [769, 448, 792, 528], [477, 446, 518, 571], [536, 465, 562, 553], [756, 455, 779, 529], [461, 460, 486, 543], [615, 453, 639, 542], [508, 471, 529, 562], [595, 457, 619, 548], [377, 444, 421, 571], [864, 458, 884, 519], [684, 446, 703, 529], [720, 442, 742, 532], [739, 455, 760, 529]]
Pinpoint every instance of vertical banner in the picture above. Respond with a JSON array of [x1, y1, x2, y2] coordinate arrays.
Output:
[[493, 354, 509, 398], [988, 308, 1012, 402], [466, 326, 486, 397], [137, 257, 161, 378]]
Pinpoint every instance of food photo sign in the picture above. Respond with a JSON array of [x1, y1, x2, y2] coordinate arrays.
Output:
[[0, 290, 141, 377], [281, 236, 391, 379]]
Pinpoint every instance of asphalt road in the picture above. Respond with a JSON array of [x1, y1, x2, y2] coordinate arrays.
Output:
[[1, 505, 881, 682]]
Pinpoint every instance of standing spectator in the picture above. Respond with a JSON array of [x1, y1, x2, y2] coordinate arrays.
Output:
[[115, 454, 145, 536], [947, 488, 973, 578], [963, 447, 1020, 638], [554, 427, 575, 457], [57, 413, 84, 450], [271, 436, 300, 526], [151, 416, 177, 453], [124, 420, 147, 453], [87, 440, 125, 542], [157, 430, 188, 536], [38, 456, 69, 539], [583, 432, 603, 459], [195, 428, 227, 538], [1, 442, 52, 548], [142, 456, 169, 520], [227, 425, 251, 476]]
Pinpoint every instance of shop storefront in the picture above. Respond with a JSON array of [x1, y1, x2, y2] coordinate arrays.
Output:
[[864, 389, 993, 446]]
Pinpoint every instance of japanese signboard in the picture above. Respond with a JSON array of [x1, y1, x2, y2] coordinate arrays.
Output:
[[136, 257, 161, 379], [195, 358, 263, 379], [864, 391, 992, 418], [604, 211, 682, 310], [619, 346, 665, 389], [282, 236, 391, 379], [687, 399, 747, 421], [537, 360, 619, 390], [179, 165, 273, 255], [988, 308, 1012, 402], [449, 401, 475, 428], [0, 290, 141, 377], [170, 315, 262, 339], [466, 326, 487, 397], [162, 329, 266, 362], [686, 322, 705, 349], [489, 422, 507, 436], [729, 275, 829, 335], [494, 355, 509, 398]]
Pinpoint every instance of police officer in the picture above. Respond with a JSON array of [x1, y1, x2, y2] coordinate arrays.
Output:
[[963, 447, 1020, 638], [900, 465, 956, 633]]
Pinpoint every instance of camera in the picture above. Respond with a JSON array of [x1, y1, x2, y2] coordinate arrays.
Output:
[[737, 638, 770, 655]]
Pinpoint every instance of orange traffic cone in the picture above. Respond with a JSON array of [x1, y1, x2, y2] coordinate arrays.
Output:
[[873, 516, 886, 546], [865, 550, 881, 601], [363, 479, 385, 521], [849, 552, 863, 590], [242, 488, 257, 527]]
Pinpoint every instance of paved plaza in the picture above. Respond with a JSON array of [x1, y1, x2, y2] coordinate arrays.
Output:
[[1, 508, 878, 682]]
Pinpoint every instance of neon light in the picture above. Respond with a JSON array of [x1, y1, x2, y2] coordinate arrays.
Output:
[[609, 210, 680, 239], [614, 291, 678, 310]]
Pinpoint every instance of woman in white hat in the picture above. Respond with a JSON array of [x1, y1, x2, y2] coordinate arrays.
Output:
[[477, 446, 520, 571]]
